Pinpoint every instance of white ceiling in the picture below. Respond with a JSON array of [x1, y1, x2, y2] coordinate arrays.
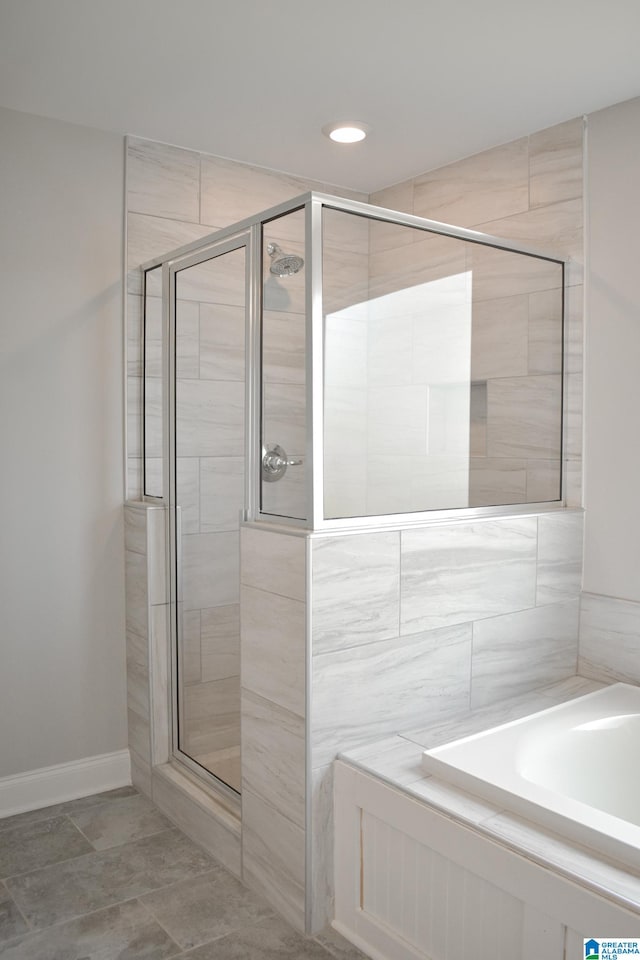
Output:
[[1, 0, 640, 192]]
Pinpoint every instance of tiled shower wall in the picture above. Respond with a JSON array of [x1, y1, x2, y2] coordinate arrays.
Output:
[[125, 119, 586, 936], [579, 592, 640, 684], [308, 117, 586, 930], [125, 137, 365, 928], [308, 508, 583, 930], [126, 135, 366, 497], [371, 117, 584, 509]]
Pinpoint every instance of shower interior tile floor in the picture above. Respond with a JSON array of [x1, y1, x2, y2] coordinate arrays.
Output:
[[0, 786, 366, 960]]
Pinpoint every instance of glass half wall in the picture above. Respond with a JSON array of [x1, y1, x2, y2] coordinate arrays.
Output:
[[142, 191, 566, 533]]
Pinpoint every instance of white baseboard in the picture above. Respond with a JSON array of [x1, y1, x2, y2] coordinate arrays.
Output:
[[0, 749, 132, 818]]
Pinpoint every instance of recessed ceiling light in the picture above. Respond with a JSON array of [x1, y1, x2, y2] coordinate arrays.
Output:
[[322, 121, 370, 143]]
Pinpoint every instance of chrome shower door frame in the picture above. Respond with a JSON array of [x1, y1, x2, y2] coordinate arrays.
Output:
[[164, 229, 254, 805]]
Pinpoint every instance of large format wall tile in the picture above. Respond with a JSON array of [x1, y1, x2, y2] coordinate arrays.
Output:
[[309, 765, 335, 932], [127, 214, 215, 295], [469, 458, 528, 507], [366, 454, 469, 515], [470, 294, 529, 380], [528, 117, 584, 209], [127, 293, 143, 378], [174, 298, 200, 379], [127, 375, 143, 459], [368, 232, 466, 301], [579, 592, 640, 683], [528, 288, 563, 375], [200, 457, 244, 533], [241, 690, 305, 830], [471, 599, 579, 707], [182, 531, 239, 610], [536, 510, 583, 604], [125, 548, 148, 639], [125, 504, 147, 556], [127, 137, 200, 222], [526, 458, 563, 503], [242, 789, 305, 932], [486, 374, 562, 460], [176, 248, 246, 307], [147, 506, 167, 606], [182, 675, 240, 757], [469, 242, 562, 302], [401, 518, 537, 633], [475, 198, 583, 285], [311, 532, 400, 654], [262, 382, 306, 458], [200, 155, 312, 229], [263, 310, 306, 385], [240, 527, 305, 601], [369, 180, 415, 254], [241, 585, 305, 718], [126, 629, 149, 719], [199, 303, 245, 382], [182, 609, 202, 685], [176, 380, 244, 457], [311, 623, 472, 767], [176, 458, 200, 535], [201, 604, 240, 682], [413, 138, 529, 227]]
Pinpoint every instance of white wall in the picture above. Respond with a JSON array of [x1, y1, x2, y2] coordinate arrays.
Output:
[[584, 97, 640, 603], [0, 107, 127, 777]]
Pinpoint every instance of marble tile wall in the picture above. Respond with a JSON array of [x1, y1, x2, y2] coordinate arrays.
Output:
[[308, 507, 583, 929], [126, 135, 366, 501], [372, 116, 584, 510], [124, 503, 171, 793], [579, 592, 640, 683], [126, 136, 364, 787], [240, 526, 307, 931]]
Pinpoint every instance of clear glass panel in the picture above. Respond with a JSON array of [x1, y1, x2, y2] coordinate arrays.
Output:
[[143, 265, 163, 497], [467, 242, 563, 506], [322, 208, 563, 519], [174, 245, 246, 794], [260, 209, 307, 520]]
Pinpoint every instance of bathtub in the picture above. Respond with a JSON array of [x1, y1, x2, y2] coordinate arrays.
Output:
[[422, 681, 640, 870]]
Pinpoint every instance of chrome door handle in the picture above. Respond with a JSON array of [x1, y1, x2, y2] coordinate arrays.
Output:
[[262, 444, 303, 482]]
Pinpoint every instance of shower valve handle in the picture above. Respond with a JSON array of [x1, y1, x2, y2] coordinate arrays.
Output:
[[262, 444, 303, 482]]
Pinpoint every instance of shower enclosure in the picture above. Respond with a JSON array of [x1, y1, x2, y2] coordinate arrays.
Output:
[[139, 192, 565, 805]]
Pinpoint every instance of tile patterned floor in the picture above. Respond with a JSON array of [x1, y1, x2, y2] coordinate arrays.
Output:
[[0, 787, 366, 959]]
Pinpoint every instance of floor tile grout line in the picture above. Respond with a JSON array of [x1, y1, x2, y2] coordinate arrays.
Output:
[[0, 878, 32, 936], [0, 788, 140, 835], [131, 898, 185, 954], [0, 826, 96, 886], [63, 813, 98, 850], [65, 818, 176, 856], [2, 864, 230, 946], [2, 825, 181, 883], [0, 894, 157, 945], [135, 896, 186, 950], [139, 894, 277, 955], [3, 839, 224, 936]]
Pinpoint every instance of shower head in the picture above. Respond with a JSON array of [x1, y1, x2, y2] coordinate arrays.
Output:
[[267, 242, 304, 278]]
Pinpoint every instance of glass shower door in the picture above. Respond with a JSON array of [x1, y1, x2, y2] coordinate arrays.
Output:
[[170, 238, 247, 795]]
